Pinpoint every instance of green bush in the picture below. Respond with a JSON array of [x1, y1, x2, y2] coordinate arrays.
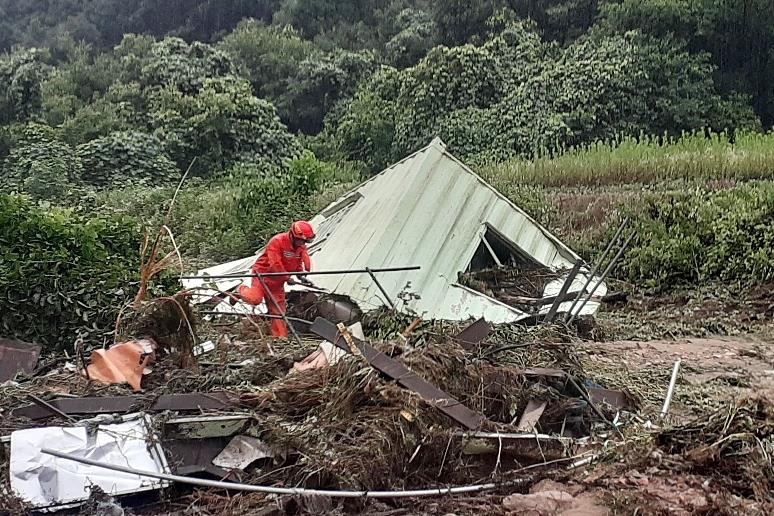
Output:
[[0, 194, 141, 351], [1, 123, 86, 202], [95, 151, 360, 265], [76, 130, 180, 188], [622, 182, 774, 289]]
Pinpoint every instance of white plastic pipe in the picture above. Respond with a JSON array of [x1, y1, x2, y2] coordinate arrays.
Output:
[[660, 359, 682, 418], [41, 448, 526, 498]]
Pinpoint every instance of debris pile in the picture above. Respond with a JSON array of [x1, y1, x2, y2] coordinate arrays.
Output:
[[1, 296, 772, 515], [459, 265, 562, 305], [656, 393, 774, 500]]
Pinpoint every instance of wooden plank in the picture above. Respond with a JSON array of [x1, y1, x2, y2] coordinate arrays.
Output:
[[310, 317, 485, 430]]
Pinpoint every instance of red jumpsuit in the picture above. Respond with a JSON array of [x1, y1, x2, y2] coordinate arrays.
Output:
[[239, 232, 311, 337]]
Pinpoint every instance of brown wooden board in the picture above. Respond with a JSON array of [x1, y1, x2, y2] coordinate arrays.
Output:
[[310, 317, 485, 430]]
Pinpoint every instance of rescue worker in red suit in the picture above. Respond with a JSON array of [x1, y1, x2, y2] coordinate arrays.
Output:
[[232, 221, 315, 337]]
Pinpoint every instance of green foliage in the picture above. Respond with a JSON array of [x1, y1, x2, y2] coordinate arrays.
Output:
[[480, 130, 774, 187], [599, 0, 774, 127], [219, 20, 377, 133], [147, 76, 301, 176], [0, 193, 140, 351], [283, 48, 377, 133], [329, 22, 761, 171], [219, 20, 316, 100], [328, 66, 402, 171], [140, 37, 235, 94], [76, 130, 179, 188], [96, 151, 359, 263], [0, 48, 50, 123], [1, 123, 85, 201], [429, 0, 495, 45], [622, 183, 774, 289], [385, 8, 438, 68]]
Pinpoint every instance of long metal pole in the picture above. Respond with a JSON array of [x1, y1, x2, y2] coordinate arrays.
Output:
[[566, 231, 635, 325], [41, 448, 528, 498], [180, 266, 421, 281], [564, 218, 628, 323], [660, 359, 682, 418], [366, 267, 396, 310], [201, 311, 314, 325], [543, 261, 582, 324]]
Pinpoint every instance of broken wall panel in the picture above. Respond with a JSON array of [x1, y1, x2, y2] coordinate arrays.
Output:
[[10, 414, 169, 510]]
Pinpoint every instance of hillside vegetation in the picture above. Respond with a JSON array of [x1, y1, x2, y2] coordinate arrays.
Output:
[[1, 0, 773, 347]]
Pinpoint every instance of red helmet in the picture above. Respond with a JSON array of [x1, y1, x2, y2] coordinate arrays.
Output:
[[290, 220, 315, 242]]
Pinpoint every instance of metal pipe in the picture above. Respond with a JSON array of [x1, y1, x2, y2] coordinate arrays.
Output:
[[543, 261, 582, 324], [180, 266, 421, 281], [201, 311, 313, 326], [660, 359, 682, 418], [41, 448, 527, 498], [455, 431, 574, 444], [567, 231, 635, 325], [564, 218, 628, 323], [366, 267, 396, 310]]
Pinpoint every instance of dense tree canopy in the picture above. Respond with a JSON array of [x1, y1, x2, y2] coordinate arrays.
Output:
[[2, 0, 774, 349], [0, 0, 771, 187]]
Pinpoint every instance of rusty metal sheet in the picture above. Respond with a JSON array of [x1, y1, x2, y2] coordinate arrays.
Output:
[[454, 318, 491, 350], [0, 338, 42, 382], [11, 396, 140, 420], [310, 317, 485, 430], [11, 392, 235, 420]]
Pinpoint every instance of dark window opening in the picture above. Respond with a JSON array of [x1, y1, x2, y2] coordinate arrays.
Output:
[[467, 225, 541, 272]]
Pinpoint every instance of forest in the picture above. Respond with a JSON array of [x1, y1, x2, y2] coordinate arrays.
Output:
[[2, 0, 774, 348]]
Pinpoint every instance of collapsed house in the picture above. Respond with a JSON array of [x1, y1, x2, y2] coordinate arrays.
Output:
[[185, 138, 606, 323]]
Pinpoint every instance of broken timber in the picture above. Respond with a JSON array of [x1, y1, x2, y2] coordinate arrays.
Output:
[[310, 317, 485, 430]]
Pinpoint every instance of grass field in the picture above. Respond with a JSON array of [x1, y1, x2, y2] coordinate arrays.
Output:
[[479, 130, 774, 188]]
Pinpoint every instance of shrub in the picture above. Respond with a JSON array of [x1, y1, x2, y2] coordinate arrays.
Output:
[[1, 122, 86, 202], [76, 130, 180, 188], [621, 182, 774, 289], [0, 194, 141, 351]]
